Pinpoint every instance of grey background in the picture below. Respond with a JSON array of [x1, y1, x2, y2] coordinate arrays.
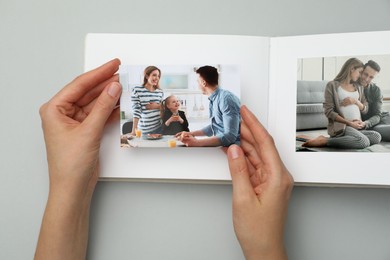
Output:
[[2, 0, 390, 259]]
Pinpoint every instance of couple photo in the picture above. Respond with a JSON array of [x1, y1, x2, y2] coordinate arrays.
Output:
[[296, 56, 390, 152], [119, 64, 241, 148]]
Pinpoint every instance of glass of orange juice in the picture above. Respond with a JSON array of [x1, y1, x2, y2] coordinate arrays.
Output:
[[168, 139, 176, 148], [135, 129, 142, 138]]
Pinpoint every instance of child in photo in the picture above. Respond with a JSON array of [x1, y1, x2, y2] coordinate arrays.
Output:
[[161, 95, 190, 135]]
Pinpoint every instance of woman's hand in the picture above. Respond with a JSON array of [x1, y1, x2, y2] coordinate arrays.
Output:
[[35, 59, 122, 260], [39, 58, 121, 196], [342, 97, 364, 111], [348, 119, 365, 129], [341, 97, 357, 106], [227, 105, 293, 260], [145, 102, 160, 110]]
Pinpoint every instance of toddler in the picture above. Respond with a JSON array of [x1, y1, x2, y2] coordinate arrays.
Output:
[[161, 95, 189, 135]]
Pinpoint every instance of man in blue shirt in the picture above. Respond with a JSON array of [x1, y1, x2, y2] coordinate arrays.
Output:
[[176, 65, 240, 147]]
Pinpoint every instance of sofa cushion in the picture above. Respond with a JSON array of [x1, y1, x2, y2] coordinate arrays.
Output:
[[296, 103, 324, 114], [297, 80, 327, 104]]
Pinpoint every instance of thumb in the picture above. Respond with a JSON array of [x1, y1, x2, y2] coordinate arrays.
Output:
[[83, 82, 122, 133], [227, 145, 255, 199]]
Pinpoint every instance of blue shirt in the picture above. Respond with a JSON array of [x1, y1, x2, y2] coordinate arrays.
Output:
[[201, 87, 241, 146]]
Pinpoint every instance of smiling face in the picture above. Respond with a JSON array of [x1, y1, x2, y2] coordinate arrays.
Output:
[[359, 65, 378, 87], [146, 69, 160, 87], [166, 96, 180, 112]]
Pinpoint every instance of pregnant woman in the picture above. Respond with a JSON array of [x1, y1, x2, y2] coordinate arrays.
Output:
[[131, 66, 164, 135], [303, 58, 381, 149]]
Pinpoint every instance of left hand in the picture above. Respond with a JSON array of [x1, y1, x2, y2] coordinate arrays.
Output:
[[39, 58, 122, 197], [36, 59, 122, 260]]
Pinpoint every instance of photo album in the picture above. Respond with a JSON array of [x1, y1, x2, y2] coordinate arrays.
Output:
[[84, 31, 390, 187]]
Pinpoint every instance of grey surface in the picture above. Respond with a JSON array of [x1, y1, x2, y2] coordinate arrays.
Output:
[[2, 0, 390, 259]]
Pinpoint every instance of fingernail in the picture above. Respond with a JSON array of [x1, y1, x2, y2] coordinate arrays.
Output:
[[228, 145, 241, 159], [108, 83, 121, 98]]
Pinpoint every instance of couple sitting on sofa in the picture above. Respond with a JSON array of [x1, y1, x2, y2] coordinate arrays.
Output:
[[302, 59, 390, 149]]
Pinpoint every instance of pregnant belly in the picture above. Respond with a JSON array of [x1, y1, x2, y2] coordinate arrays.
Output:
[[340, 105, 361, 121]]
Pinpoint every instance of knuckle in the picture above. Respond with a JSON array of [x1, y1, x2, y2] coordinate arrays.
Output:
[[235, 162, 248, 176], [265, 133, 276, 147], [282, 171, 294, 194], [39, 102, 48, 120], [95, 97, 112, 113]]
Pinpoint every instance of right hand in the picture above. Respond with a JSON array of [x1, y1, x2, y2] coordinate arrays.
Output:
[[175, 131, 188, 138], [145, 102, 160, 110], [227, 105, 293, 260], [175, 131, 191, 141], [341, 97, 357, 106]]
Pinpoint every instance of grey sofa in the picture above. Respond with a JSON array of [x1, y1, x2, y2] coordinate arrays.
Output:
[[296, 80, 328, 130]]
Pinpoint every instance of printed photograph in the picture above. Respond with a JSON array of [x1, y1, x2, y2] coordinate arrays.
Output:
[[295, 54, 390, 152], [119, 64, 241, 148]]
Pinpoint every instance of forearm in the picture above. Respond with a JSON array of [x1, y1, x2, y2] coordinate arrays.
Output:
[[195, 136, 221, 147], [364, 115, 381, 129], [190, 129, 206, 137], [355, 100, 365, 111], [244, 246, 287, 260], [335, 115, 351, 125], [132, 117, 139, 132], [35, 189, 93, 260]]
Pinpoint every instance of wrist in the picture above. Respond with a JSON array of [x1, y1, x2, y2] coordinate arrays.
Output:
[[36, 187, 92, 260], [245, 246, 287, 260], [242, 239, 287, 260], [47, 171, 97, 206], [48, 183, 94, 209]]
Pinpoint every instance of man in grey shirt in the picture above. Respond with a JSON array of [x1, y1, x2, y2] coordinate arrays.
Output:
[[360, 60, 390, 141]]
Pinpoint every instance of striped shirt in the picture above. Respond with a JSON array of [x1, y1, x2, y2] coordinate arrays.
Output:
[[131, 85, 164, 134]]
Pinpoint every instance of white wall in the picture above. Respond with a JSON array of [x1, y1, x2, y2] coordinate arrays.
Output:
[[298, 55, 390, 98]]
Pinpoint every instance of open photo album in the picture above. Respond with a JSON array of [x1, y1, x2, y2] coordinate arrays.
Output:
[[84, 31, 390, 187]]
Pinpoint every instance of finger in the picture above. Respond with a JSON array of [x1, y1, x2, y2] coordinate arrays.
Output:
[[240, 137, 263, 174], [240, 105, 282, 166], [55, 59, 121, 104], [240, 119, 266, 171], [76, 74, 119, 107], [82, 82, 122, 135], [227, 144, 256, 199], [240, 119, 256, 146], [74, 84, 121, 120]]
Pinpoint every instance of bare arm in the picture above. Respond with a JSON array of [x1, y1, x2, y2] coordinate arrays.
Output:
[[227, 105, 293, 260], [35, 59, 122, 260], [131, 117, 139, 135]]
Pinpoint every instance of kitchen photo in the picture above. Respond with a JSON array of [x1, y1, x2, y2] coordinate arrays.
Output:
[[119, 64, 241, 148]]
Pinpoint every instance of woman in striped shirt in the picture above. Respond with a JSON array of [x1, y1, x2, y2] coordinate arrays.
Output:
[[131, 66, 164, 135]]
